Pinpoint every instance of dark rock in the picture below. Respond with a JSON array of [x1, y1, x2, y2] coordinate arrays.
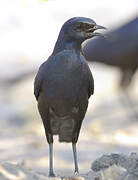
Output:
[[91, 153, 138, 180]]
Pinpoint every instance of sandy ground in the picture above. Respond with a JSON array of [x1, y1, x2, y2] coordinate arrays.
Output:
[[0, 153, 138, 179]]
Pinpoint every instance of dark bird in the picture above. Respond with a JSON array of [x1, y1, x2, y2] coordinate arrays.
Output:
[[82, 17, 138, 120], [34, 17, 105, 176], [82, 17, 138, 89]]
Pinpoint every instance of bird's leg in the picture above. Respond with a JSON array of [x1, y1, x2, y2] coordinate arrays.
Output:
[[48, 143, 55, 177], [72, 143, 79, 175]]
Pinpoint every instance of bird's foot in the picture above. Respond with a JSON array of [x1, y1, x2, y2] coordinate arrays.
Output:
[[74, 170, 79, 176], [48, 172, 56, 177]]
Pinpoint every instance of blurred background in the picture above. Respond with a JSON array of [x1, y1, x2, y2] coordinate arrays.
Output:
[[0, 0, 138, 176]]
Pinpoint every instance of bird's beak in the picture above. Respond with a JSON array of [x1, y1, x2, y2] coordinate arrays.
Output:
[[91, 24, 107, 37], [95, 25, 107, 30]]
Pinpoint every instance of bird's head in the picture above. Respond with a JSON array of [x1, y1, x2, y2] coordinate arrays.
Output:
[[61, 17, 106, 43], [53, 17, 106, 55]]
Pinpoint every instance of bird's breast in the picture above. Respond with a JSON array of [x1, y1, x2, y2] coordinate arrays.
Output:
[[44, 52, 87, 97]]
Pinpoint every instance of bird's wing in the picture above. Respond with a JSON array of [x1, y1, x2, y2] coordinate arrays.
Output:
[[87, 64, 94, 98], [81, 52, 94, 98], [34, 62, 45, 101], [34, 51, 71, 101]]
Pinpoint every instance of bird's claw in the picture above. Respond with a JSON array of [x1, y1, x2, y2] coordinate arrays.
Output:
[[74, 170, 79, 176], [49, 172, 56, 177]]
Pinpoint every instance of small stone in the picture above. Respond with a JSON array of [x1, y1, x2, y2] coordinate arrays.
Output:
[[99, 164, 127, 180], [91, 154, 117, 172]]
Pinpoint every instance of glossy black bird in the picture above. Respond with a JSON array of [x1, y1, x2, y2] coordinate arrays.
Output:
[[82, 17, 138, 89], [34, 17, 105, 176]]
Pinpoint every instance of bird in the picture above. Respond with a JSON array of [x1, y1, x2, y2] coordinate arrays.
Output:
[[82, 17, 138, 90], [34, 17, 106, 177], [82, 17, 138, 120]]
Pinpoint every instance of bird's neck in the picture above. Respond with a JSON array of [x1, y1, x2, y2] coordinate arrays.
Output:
[[52, 31, 82, 55]]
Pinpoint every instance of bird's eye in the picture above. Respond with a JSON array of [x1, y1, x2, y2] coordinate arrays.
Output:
[[74, 23, 82, 31], [73, 23, 95, 32], [90, 24, 95, 28], [86, 24, 95, 29]]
